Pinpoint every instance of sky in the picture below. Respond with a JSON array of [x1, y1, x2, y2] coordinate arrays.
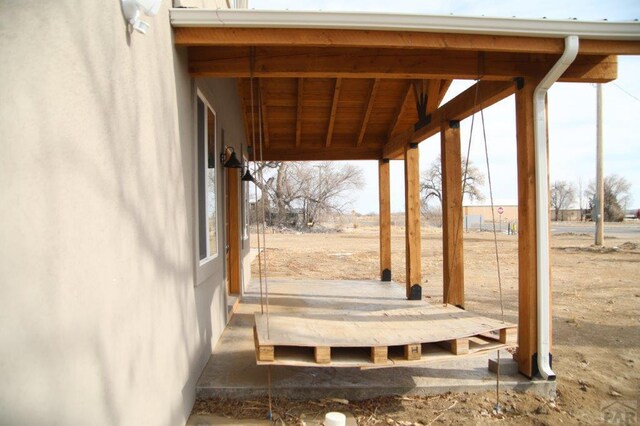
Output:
[[250, 0, 640, 214]]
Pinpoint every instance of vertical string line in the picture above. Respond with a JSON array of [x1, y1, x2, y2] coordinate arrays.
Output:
[[249, 48, 264, 315]]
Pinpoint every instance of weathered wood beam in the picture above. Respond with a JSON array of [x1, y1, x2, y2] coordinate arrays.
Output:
[[441, 120, 464, 308], [175, 27, 640, 55], [383, 80, 516, 159], [188, 46, 617, 82], [404, 144, 421, 300], [326, 78, 342, 147], [249, 147, 382, 161], [296, 78, 304, 147], [259, 78, 270, 148], [356, 78, 380, 147], [379, 159, 391, 282]]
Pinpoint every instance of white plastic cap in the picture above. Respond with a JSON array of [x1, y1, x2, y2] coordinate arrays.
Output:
[[325, 412, 346, 426]]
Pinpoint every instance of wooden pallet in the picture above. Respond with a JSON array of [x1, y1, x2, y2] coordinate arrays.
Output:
[[253, 306, 517, 368]]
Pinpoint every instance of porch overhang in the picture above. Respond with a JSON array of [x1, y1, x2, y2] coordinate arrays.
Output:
[[171, 9, 639, 162]]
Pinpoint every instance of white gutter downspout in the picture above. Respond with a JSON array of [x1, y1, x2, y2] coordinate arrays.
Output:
[[533, 35, 579, 380]]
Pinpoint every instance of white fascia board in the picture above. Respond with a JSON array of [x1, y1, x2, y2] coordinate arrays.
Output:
[[170, 9, 640, 40]]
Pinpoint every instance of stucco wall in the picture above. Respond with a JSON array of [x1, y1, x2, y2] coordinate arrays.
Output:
[[0, 1, 248, 424]]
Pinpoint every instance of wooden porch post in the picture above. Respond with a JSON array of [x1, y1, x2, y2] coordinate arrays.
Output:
[[379, 159, 392, 281], [404, 144, 421, 300], [515, 78, 550, 378], [227, 167, 241, 294], [441, 120, 465, 308]]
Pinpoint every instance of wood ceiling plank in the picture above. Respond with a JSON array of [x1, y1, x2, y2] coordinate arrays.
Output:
[[249, 147, 382, 161], [356, 78, 380, 147]]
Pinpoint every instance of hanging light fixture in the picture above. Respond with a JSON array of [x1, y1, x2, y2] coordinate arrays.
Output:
[[241, 166, 255, 183], [221, 147, 243, 168]]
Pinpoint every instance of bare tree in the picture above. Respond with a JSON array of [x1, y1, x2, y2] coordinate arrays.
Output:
[[251, 161, 364, 227], [420, 156, 485, 216], [550, 180, 576, 221], [586, 174, 632, 222]]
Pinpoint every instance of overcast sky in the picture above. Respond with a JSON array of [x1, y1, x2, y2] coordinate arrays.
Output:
[[251, 0, 640, 213]]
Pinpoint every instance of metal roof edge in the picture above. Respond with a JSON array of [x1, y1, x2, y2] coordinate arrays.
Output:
[[169, 9, 640, 40]]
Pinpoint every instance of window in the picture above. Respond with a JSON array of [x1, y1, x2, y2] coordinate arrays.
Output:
[[197, 94, 218, 263]]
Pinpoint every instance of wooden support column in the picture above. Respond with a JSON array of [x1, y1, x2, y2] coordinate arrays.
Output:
[[441, 120, 464, 308], [379, 159, 391, 281], [404, 144, 421, 300], [515, 77, 550, 378], [227, 167, 241, 294]]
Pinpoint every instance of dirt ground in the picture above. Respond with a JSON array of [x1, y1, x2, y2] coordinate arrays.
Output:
[[194, 223, 639, 425]]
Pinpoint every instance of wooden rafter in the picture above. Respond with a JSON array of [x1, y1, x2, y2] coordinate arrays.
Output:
[[188, 47, 617, 82], [175, 27, 640, 56], [296, 78, 304, 147], [386, 81, 413, 141], [236, 79, 253, 149], [259, 78, 270, 148], [356, 78, 380, 147], [325, 78, 342, 147]]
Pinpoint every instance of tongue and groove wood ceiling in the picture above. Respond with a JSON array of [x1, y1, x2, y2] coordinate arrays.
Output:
[[237, 77, 450, 161]]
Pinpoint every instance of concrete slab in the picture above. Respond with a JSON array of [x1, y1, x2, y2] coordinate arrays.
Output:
[[196, 279, 556, 400]]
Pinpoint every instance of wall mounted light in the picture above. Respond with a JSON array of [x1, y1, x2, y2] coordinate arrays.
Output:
[[121, 0, 162, 34], [221, 147, 243, 169]]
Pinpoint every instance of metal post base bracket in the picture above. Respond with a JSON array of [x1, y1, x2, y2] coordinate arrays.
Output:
[[408, 284, 422, 300], [381, 269, 391, 282]]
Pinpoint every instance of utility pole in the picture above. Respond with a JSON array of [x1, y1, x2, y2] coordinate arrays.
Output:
[[595, 84, 604, 246]]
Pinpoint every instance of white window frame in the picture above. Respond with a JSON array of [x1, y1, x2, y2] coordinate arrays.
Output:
[[195, 89, 219, 285]]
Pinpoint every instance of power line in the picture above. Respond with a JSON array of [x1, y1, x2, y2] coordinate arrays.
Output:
[[612, 82, 640, 103]]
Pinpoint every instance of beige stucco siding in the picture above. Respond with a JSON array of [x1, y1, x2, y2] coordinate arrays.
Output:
[[0, 1, 248, 424]]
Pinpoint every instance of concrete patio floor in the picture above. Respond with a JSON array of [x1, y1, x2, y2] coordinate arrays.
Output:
[[196, 279, 555, 400]]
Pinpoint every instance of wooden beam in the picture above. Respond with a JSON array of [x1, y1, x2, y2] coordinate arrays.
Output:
[[515, 77, 542, 378], [326, 78, 342, 147], [371, 346, 388, 364], [188, 46, 617, 82], [441, 121, 464, 308], [259, 78, 270, 148], [438, 79, 453, 105], [249, 147, 382, 161], [227, 167, 241, 295], [384, 80, 516, 159], [387, 81, 413, 139], [176, 27, 640, 56], [296, 78, 304, 147], [426, 79, 441, 112], [356, 78, 380, 147], [379, 159, 391, 281], [404, 144, 421, 300]]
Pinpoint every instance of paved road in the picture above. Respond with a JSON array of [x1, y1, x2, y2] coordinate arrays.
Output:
[[550, 223, 640, 239]]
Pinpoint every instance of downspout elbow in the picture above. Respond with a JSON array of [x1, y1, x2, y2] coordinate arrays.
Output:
[[533, 35, 579, 380]]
